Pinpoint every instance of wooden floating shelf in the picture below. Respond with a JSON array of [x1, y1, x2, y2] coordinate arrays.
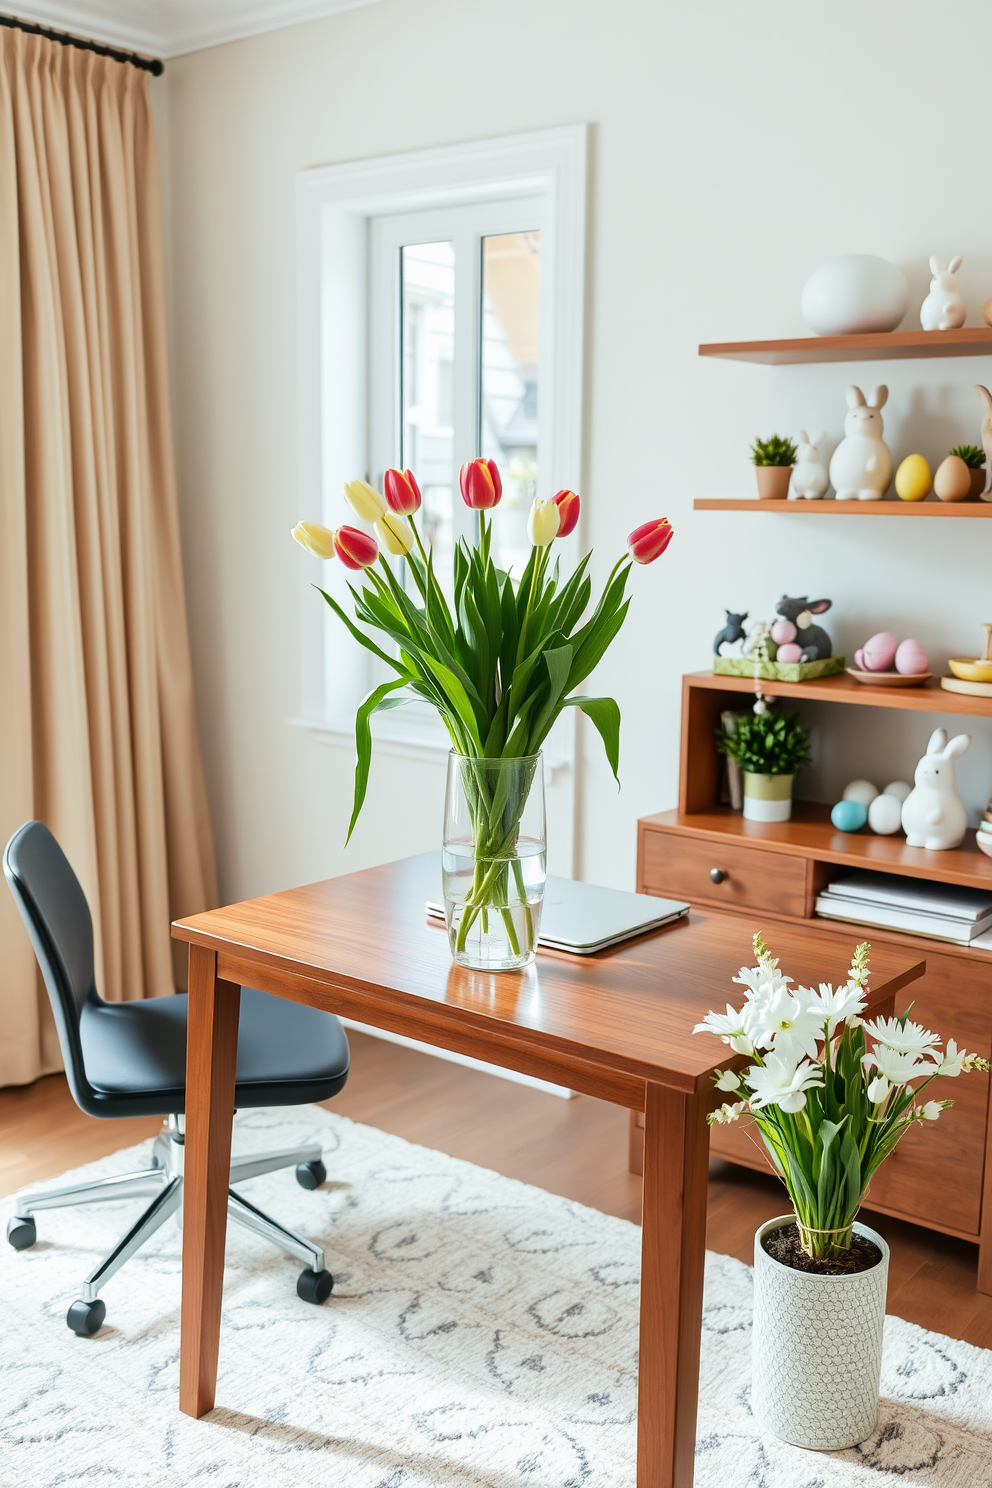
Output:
[[686, 669, 992, 718], [694, 498, 992, 516], [649, 802, 992, 896], [698, 327, 992, 365]]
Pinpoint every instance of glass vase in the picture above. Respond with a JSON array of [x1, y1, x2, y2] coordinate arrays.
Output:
[[442, 752, 546, 971]]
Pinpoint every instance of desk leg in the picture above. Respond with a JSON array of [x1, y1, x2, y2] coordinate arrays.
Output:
[[637, 1081, 710, 1488], [180, 945, 241, 1418]]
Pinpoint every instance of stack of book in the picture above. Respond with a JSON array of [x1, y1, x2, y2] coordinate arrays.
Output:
[[815, 870, 992, 946]]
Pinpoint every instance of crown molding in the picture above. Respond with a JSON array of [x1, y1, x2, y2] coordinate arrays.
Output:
[[5, 0, 385, 59]]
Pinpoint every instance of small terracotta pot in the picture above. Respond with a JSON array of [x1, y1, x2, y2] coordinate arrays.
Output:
[[755, 465, 793, 499], [969, 467, 988, 500]]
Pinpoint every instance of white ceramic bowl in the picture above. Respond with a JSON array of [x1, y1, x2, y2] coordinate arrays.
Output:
[[801, 255, 909, 336]]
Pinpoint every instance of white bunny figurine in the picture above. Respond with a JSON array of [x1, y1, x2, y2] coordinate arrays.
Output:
[[920, 255, 966, 331], [828, 386, 893, 501], [790, 429, 829, 499], [901, 727, 971, 850]]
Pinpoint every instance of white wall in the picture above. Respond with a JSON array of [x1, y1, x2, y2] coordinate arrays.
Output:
[[163, 0, 992, 905]]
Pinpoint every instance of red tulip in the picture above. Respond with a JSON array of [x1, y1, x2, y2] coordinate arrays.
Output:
[[627, 517, 673, 564], [383, 467, 422, 516], [552, 488, 580, 537], [333, 525, 379, 570], [459, 457, 502, 509]]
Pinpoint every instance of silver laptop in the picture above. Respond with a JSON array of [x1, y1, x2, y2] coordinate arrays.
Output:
[[427, 876, 690, 954]]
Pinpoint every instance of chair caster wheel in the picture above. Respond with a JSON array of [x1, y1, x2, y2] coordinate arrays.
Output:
[[297, 1267, 333, 1304], [67, 1299, 106, 1336], [295, 1159, 326, 1190], [7, 1216, 36, 1251]]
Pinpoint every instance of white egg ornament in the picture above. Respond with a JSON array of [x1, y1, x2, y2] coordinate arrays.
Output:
[[895, 638, 928, 676], [843, 779, 879, 808], [868, 792, 903, 835], [861, 632, 898, 672], [883, 780, 912, 803]]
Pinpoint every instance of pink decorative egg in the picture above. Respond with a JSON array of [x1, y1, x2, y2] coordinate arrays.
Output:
[[771, 619, 797, 645], [861, 632, 898, 672], [854, 648, 866, 670], [895, 638, 928, 675], [776, 642, 803, 663]]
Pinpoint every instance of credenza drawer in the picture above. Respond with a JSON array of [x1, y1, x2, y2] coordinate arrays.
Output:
[[640, 830, 806, 919]]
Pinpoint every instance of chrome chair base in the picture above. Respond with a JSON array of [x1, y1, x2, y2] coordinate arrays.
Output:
[[7, 1116, 333, 1334]]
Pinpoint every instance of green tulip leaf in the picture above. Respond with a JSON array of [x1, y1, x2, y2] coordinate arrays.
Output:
[[563, 695, 621, 784]]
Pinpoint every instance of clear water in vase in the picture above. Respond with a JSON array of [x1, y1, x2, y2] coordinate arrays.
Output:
[[442, 838, 546, 971]]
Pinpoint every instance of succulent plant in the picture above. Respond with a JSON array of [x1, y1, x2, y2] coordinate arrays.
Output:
[[950, 443, 986, 468], [750, 434, 798, 467]]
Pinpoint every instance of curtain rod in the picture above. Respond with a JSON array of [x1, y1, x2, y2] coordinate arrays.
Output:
[[0, 13, 164, 74]]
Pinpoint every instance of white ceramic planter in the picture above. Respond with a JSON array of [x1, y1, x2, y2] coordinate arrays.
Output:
[[742, 772, 793, 823], [751, 1215, 889, 1450]]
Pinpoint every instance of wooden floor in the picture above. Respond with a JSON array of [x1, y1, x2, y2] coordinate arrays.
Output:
[[2, 1030, 991, 1349]]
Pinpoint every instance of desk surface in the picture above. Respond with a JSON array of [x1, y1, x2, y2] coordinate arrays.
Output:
[[174, 852, 925, 1096]]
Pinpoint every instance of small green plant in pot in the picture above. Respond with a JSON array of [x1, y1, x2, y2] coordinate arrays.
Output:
[[751, 434, 797, 500], [950, 442, 987, 499], [717, 706, 811, 822]]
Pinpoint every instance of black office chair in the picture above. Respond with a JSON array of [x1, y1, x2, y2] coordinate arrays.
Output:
[[4, 821, 350, 1336]]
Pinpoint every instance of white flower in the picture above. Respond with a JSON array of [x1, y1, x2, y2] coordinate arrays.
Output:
[[796, 981, 867, 1037], [693, 1005, 754, 1056], [733, 962, 792, 1005], [746, 988, 823, 1064], [863, 1014, 941, 1060], [934, 1039, 981, 1077], [708, 1100, 747, 1126], [867, 1074, 889, 1103], [917, 1100, 946, 1121], [715, 1068, 742, 1092], [746, 1051, 824, 1113], [862, 1044, 935, 1087]]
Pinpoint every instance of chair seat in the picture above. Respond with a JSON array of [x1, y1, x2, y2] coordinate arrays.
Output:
[[79, 986, 350, 1117]]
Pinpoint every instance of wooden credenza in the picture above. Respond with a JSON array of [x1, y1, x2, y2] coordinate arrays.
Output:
[[631, 670, 992, 1292]]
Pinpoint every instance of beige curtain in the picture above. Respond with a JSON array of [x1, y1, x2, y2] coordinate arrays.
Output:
[[0, 30, 217, 1087]]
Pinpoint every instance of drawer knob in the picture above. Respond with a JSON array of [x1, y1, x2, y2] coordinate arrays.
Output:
[[709, 867, 727, 885]]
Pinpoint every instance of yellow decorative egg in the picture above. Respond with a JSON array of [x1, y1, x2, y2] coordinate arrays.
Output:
[[895, 453, 931, 502]]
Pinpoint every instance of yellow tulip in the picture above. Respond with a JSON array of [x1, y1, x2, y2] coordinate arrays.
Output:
[[291, 521, 336, 559], [344, 479, 386, 523], [375, 511, 415, 556], [527, 497, 561, 547]]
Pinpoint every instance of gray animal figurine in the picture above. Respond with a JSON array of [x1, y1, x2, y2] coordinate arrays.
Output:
[[714, 610, 749, 656], [775, 596, 833, 662]]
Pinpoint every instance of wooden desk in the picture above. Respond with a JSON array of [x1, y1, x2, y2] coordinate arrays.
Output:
[[172, 852, 924, 1487]]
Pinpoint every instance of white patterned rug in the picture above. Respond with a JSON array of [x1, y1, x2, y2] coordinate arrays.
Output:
[[2, 1105, 992, 1488]]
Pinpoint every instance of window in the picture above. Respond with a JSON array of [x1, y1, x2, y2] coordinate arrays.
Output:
[[295, 128, 586, 866]]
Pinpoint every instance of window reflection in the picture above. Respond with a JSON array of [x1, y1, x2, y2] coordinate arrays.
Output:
[[481, 231, 540, 577], [401, 241, 455, 587]]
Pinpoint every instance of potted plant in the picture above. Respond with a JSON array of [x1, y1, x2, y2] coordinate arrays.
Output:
[[292, 465, 672, 971], [751, 434, 797, 499], [716, 706, 811, 821], [949, 442, 987, 500], [695, 935, 989, 1450]]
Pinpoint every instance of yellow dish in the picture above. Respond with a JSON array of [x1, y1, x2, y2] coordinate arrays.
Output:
[[948, 658, 992, 682]]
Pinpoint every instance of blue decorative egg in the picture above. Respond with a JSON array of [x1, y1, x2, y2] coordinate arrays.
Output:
[[831, 799, 868, 832]]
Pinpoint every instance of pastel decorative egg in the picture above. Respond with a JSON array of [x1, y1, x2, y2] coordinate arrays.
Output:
[[868, 793, 903, 835], [861, 632, 898, 672], [895, 454, 932, 503], [770, 619, 797, 645], [776, 643, 803, 663], [894, 638, 928, 675], [801, 255, 909, 336], [843, 779, 879, 808], [831, 799, 868, 832], [934, 454, 972, 503], [883, 780, 912, 802]]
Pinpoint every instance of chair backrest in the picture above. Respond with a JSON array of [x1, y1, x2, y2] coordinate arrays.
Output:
[[4, 821, 99, 1108]]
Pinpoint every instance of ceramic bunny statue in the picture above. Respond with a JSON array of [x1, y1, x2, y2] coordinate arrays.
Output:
[[920, 255, 966, 331], [977, 385, 992, 499], [828, 386, 893, 501], [790, 429, 830, 499], [901, 727, 971, 850]]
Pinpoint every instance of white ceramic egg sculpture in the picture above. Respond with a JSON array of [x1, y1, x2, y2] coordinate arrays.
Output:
[[868, 793, 903, 835], [843, 779, 879, 808], [883, 780, 912, 803], [801, 255, 910, 336]]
